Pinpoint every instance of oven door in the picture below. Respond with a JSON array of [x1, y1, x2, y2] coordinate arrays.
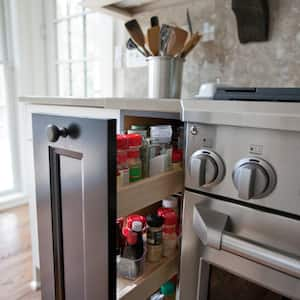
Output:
[[179, 191, 300, 300]]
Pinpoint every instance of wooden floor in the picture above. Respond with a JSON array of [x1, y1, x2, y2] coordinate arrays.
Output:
[[0, 205, 41, 300]]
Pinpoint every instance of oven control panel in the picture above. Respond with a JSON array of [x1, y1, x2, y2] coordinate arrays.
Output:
[[185, 122, 299, 216]]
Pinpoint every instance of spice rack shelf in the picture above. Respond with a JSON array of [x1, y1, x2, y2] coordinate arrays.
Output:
[[117, 168, 184, 217], [117, 251, 179, 300], [81, 0, 194, 19]]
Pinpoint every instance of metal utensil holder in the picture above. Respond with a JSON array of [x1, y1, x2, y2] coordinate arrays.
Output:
[[147, 56, 185, 99]]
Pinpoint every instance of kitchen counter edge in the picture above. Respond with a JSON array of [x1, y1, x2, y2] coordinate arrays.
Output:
[[19, 96, 182, 113]]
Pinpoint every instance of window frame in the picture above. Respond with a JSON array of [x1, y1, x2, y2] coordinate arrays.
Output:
[[44, 0, 114, 98], [0, 0, 22, 198]]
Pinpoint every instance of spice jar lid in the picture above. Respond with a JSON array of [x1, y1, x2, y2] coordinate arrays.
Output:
[[131, 125, 147, 130], [127, 134, 142, 147], [132, 221, 143, 232], [117, 134, 128, 149], [146, 215, 164, 227], [157, 207, 174, 217], [162, 198, 177, 209], [123, 215, 146, 236], [160, 281, 175, 296], [127, 149, 140, 159], [126, 215, 146, 228]]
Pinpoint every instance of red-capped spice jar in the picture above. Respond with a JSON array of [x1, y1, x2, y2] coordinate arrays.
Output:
[[158, 208, 177, 257], [127, 134, 143, 183], [117, 134, 129, 187]]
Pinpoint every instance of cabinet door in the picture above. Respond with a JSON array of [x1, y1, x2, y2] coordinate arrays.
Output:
[[32, 114, 116, 300]]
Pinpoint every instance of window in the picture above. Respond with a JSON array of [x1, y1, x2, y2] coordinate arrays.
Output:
[[0, 0, 20, 196], [49, 0, 113, 97]]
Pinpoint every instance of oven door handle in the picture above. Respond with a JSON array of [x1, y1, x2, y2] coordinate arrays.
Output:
[[193, 203, 300, 279]]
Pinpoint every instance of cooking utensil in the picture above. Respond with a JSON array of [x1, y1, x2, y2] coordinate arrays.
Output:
[[180, 32, 202, 58], [166, 27, 188, 57], [151, 16, 159, 27], [160, 24, 171, 56], [127, 38, 147, 57], [147, 26, 160, 56], [186, 9, 193, 35], [125, 19, 151, 57]]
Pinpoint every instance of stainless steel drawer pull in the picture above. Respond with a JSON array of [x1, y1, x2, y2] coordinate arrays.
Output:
[[193, 203, 300, 278]]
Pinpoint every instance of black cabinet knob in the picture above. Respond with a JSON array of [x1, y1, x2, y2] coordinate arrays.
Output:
[[47, 124, 68, 142]]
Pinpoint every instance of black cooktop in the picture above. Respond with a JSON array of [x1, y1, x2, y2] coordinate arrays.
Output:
[[213, 88, 300, 102]]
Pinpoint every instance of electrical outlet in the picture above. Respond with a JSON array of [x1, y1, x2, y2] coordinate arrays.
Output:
[[202, 22, 215, 42], [126, 49, 147, 68]]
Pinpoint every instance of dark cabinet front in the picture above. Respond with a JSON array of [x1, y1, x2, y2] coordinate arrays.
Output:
[[32, 114, 116, 300]]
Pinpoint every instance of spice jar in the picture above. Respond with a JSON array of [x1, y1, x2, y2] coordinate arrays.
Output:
[[172, 148, 183, 170], [160, 281, 176, 300], [146, 215, 164, 263], [150, 125, 173, 175], [158, 209, 177, 257], [127, 134, 143, 183]]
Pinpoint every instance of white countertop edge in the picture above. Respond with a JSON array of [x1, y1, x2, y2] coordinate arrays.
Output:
[[182, 99, 300, 131], [19, 96, 181, 113]]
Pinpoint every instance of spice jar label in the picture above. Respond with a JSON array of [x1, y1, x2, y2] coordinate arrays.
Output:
[[129, 166, 142, 182], [147, 230, 162, 245]]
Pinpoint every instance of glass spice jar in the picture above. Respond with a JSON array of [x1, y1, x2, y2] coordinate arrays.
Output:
[[146, 215, 164, 263], [127, 134, 143, 183], [158, 208, 177, 257]]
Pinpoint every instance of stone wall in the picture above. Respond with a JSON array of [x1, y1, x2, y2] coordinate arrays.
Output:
[[116, 0, 300, 98]]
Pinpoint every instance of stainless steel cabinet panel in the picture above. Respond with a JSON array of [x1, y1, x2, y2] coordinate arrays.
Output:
[[32, 114, 116, 300]]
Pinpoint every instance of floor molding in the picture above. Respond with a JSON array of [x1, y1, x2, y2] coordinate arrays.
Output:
[[30, 280, 41, 291], [0, 193, 28, 211]]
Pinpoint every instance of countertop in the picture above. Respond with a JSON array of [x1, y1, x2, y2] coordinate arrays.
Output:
[[20, 96, 300, 131], [19, 96, 182, 113], [182, 99, 300, 132]]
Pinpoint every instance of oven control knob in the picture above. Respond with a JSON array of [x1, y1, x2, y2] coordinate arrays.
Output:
[[189, 150, 225, 188], [233, 158, 276, 200]]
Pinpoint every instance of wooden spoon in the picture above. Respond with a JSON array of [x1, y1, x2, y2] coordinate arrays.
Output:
[[166, 27, 189, 57], [180, 33, 202, 58], [125, 19, 151, 57], [147, 26, 160, 56]]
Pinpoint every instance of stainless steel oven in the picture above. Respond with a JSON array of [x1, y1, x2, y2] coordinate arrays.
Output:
[[179, 116, 300, 300]]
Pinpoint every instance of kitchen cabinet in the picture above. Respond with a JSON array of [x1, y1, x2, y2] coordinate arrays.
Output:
[[31, 107, 184, 299], [33, 114, 117, 299], [82, 0, 194, 19]]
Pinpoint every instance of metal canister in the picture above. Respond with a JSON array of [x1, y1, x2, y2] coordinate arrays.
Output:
[[147, 56, 185, 99]]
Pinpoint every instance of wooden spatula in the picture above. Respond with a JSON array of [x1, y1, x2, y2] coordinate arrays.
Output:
[[180, 33, 202, 58], [125, 19, 151, 57], [166, 27, 189, 57], [147, 26, 160, 56]]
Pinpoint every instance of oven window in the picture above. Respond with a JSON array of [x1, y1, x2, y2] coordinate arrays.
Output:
[[208, 266, 290, 300]]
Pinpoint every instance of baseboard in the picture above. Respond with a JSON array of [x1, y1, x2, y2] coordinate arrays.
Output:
[[30, 280, 41, 291], [0, 193, 28, 211]]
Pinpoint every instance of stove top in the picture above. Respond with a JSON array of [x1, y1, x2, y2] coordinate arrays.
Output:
[[214, 87, 300, 101]]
